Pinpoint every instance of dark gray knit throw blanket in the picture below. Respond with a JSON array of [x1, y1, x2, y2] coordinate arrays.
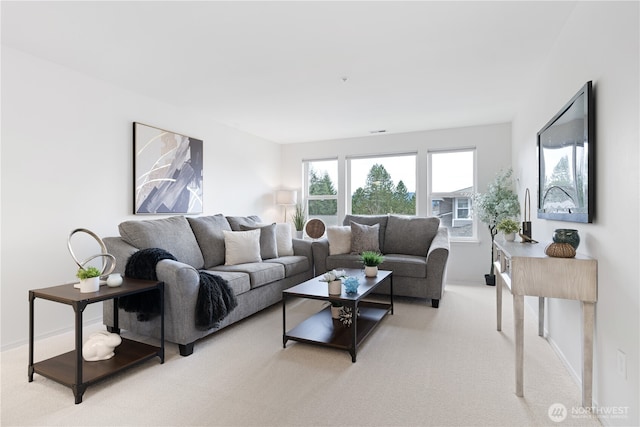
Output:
[[119, 248, 237, 330]]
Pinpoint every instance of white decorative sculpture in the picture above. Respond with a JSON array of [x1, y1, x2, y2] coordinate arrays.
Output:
[[82, 331, 122, 361]]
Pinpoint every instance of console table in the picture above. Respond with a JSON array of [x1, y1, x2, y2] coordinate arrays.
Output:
[[29, 278, 164, 403], [493, 241, 597, 407]]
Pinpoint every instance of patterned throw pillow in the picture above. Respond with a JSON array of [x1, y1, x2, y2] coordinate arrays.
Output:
[[350, 221, 380, 254]]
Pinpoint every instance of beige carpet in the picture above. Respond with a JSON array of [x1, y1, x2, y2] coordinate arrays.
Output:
[[1, 282, 601, 426]]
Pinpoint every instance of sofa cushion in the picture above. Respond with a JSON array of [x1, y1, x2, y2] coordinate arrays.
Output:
[[384, 215, 440, 256], [264, 255, 310, 277], [118, 215, 204, 269], [327, 226, 351, 255], [275, 223, 294, 256], [239, 223, 278, 260], [350, 221, 380, 254], [211, 262, 285, 289], [226, 215, 263, 231], [187, 214, 231, 269], [223, 229, 262, 265], [377, 254, 427, 278], [343, 215, 388, 252], [200, 270, 251, 296]]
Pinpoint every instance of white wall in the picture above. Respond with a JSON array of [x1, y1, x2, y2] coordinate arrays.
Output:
[[512, 2, 639, 425], [1, 47, 282, 349], [280, 123, 512, 284]]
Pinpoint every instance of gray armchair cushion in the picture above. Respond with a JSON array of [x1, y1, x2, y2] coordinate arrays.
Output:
[[239, 223, 278, 260], [343, 215, 388, 252], [118, 215, 204, 269], [384, 215, 440, 256], [187, 214, 232, 269]]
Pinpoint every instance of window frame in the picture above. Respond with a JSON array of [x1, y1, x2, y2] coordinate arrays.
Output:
[[303, 157, 339, 224]]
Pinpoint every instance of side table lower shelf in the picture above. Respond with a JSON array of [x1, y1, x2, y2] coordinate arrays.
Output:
[[32, 338, 161, 390]]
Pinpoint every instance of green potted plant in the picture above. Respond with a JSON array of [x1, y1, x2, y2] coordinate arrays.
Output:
[[497, 218, 520, 242], [76, 266, 101, 293], [360, 251, 384, 277], [291, 203, 306, 238], [472, 168, 520, 286]]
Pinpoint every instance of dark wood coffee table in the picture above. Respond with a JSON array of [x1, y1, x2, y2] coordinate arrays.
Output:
[[282, 269, 393, 362]]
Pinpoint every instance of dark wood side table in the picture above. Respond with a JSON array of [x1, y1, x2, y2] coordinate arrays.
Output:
[[28, 278, 164, 404]]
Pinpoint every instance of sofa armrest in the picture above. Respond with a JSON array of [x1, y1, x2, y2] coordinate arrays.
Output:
[[103, 237, 138, 275], [311, 238, 330, 275], [292, 238, 312, 260], [155, 260, 201, 339], [426, 227, 450, 298]]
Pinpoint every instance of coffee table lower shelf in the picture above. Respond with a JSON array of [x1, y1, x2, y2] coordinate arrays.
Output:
[[283, 301, 391, 362]]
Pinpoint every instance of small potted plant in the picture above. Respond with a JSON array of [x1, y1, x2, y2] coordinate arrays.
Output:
[[320, 269, 346, 295], [291, 203, 306, 238], [77, 266, 101, 293], [497, 218, 520, 242], [360, 251, 384, 277]]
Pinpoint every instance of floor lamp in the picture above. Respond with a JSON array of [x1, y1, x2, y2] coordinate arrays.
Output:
[[276, 190, 297, 222]]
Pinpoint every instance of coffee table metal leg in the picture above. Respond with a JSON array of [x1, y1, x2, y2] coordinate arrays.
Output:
[[351, 301, 358, 363], [282, 295, 288, 348]]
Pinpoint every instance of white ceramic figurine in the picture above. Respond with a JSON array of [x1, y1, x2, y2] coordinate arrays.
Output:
[[82, 331, 122, 361]]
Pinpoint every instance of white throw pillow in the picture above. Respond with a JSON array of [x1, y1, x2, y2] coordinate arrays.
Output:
[[223, 229, 262, 265], [275, 223, 294, 256], [327, 226, 351, 255]]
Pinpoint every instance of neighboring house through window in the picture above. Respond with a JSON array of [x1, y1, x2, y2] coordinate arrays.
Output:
[[428, 149, 476, 239]]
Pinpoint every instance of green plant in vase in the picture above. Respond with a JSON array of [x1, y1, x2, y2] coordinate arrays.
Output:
[[291, 203, 306, 236], [76, 266, 101, 280], [497, 218, 520, 241], [360, 251, 384, 277], [360, 251, 384, 267]]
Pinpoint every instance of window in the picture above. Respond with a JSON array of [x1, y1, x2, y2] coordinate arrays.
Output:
[[348, 154, 416, 215], [428, 149, 475, 239], [304, 159, 339, 226]]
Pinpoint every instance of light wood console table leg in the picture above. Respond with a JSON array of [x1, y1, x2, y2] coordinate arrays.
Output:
[[538, 297, 545, 337], [582, 301, 595, 408], [514, 294, 524, 397], [496, 274, 502, 331]]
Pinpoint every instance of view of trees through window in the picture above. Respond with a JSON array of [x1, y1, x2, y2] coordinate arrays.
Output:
[[351, 163, 416, 215], [308, 168, 337, 216]]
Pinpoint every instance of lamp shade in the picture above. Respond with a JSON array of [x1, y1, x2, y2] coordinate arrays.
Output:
[[276, 190, 297, 205]]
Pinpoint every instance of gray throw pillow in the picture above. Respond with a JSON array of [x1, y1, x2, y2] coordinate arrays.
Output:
[[226, 215, 263, 231], [187, 214, 232, 268], [384, 215, 440, 256], [118, 215, 205, 269], [239, 223, 278, 260], [350, 221, 380, 254], [343, 215, 388, 252]]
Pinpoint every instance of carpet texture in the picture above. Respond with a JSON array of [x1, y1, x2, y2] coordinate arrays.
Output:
[[1, 283, 602, 426]]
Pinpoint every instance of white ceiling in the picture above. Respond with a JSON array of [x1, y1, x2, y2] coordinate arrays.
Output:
[[1, 1, 577, 143]]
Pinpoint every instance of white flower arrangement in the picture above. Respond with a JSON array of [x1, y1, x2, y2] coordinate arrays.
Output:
[[320, 269, 346, 282]]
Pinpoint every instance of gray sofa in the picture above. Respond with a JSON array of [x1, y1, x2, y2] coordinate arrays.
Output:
[[103, 214, 314, 356], [312, 214, 449, 308]]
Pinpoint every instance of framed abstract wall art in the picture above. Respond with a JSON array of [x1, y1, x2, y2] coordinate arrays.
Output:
[[133, 122, 203, 214]]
